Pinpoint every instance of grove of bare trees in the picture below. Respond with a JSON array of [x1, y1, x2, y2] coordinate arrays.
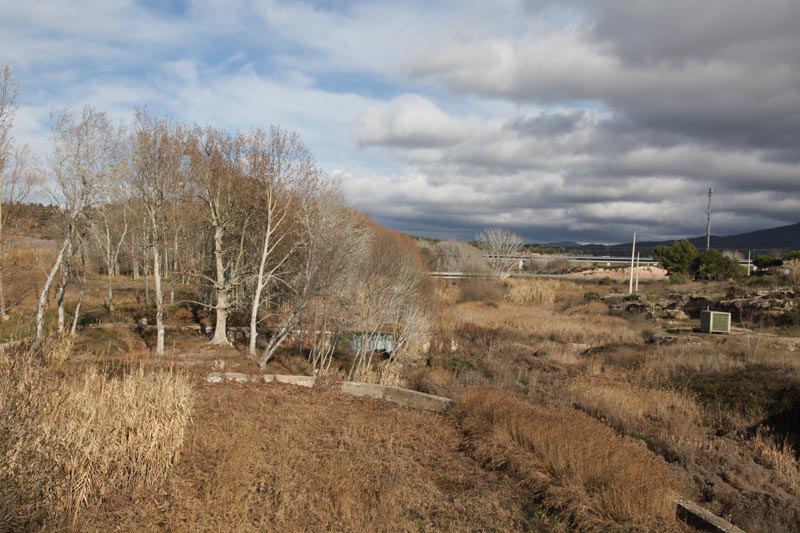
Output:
[[5, 62, 432, 380]]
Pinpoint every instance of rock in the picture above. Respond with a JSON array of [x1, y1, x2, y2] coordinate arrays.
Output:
[[667, 309, 689, 320]]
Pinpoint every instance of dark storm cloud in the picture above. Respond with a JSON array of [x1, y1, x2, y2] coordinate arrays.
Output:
[[351, 1, 800, 243], [508, 111, 585, 137], [410, 1, 800, 152]]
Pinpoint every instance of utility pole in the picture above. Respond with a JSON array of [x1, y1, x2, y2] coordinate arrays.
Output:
[[706, 187, 713, 251], [747, 250, 752, 277], [629, 232, 636, 295], [635, 251, 641, 292]]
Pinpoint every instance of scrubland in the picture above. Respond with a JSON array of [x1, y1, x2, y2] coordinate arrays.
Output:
[[411, 276, 800, 532], [3, 237, 800, 532]]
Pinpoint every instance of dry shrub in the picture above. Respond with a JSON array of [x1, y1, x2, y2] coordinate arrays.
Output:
[[457, 386, 683, 531], [405, 365, 459, 398], [783, 259, 800, 286], [567, 378, 702, 436], [751, 428, 800, 484], [435, 278, 459, 306], [457, 278, 506, 303], [0, 341, 193, 530]]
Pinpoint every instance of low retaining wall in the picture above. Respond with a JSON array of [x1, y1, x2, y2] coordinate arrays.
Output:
[[206, 372, 453, 412], [340, 382, 454, 412], [676, 500, 745, 533]]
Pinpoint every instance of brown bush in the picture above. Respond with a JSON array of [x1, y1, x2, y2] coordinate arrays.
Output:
[[0, 341, 193, 530], [456, 386, 683, 531], [457, 278, 506, 303]]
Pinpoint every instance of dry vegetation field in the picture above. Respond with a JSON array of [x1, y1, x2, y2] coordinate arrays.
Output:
[[3, 236, 800, 531], [412, 276, 800, 532]]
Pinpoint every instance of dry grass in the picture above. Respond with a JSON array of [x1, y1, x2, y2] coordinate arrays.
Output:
[[751, 428, 800, 485], [77, 382, 543, 532], [567, 378, 702, 436], [0, 338, 193, 530], [456, 386, 684, 532], [449, 301, 640, 345], [634, 342, 746, 386], [505, 278, 579, 306]]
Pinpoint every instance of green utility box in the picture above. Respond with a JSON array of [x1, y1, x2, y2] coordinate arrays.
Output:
[[700, 310, 731, 334]]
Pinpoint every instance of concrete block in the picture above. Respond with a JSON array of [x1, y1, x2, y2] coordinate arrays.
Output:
[[676, 500, 745, 533], [340, 382, 453, 412], [273, 375, 316, 388]]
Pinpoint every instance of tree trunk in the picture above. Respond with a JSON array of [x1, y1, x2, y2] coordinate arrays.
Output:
[[258, 305, 305, 367], [132, 254, 139, 280], [210, 223, 231, 345], [107, 269, 114, 312], [152, 236, 164, 355], [56, 228, 74, 334], [249, 230, 272, 356], [35, 239, 69, 341], [70, 241, 87, 335]]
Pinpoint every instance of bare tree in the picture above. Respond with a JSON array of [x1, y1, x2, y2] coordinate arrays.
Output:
[[475, 227, 524, 274], [34, 106, 121, 339], [245, 127, 317, 357], [130, 110, 181, 355], [434, 239, 489, 274], [186, 127, 253, 346], [257, 184, 348, 367], [0, 65, 19, 320], [347, 225, 432, 381], [89, 178, 130, 312], [305, 203, 369, 375]]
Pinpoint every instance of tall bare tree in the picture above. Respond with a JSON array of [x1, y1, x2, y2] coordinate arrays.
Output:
[[186, 128, 253, 346], [130, 110, 181, 355], [35, 106, 121, 339], [256, 184, 348, 368], [89, 184, 130, 312], [245, 127, 318, 357], [475, 227, 524, 274]]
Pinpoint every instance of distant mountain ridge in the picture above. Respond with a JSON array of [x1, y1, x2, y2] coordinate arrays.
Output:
[[627, 221, 800, 253], [533, 222, 800, 256]]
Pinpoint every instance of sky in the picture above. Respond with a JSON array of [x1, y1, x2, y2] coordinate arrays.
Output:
[[1, 0, 799, 244]]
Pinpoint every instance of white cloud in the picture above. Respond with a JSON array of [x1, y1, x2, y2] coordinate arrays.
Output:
[[356, 94, 477, 148]]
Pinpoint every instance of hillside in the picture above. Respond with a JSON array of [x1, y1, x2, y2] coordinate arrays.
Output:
[[533, 221, 800, 256]]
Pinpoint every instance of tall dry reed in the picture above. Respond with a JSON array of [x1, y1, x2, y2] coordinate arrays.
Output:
[[505, 278, 578, 306], [0, 338, 193, 530]]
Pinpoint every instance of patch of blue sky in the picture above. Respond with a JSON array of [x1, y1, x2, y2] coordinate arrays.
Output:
[[137, 0, 191, 18], [310, 71, 405, 99]]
